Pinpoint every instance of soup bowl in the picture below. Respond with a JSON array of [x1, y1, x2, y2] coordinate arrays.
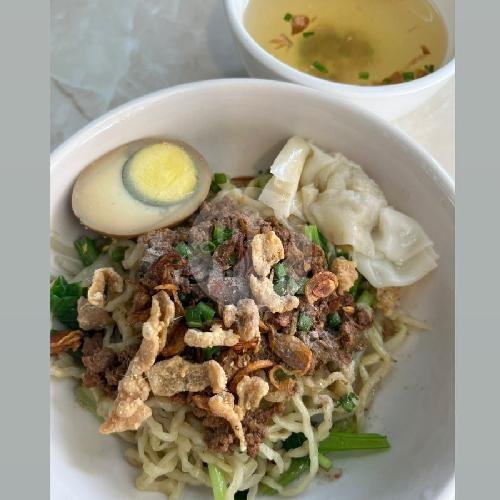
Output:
[[51, 79, 454, 500], [224, 0, 455, 120]]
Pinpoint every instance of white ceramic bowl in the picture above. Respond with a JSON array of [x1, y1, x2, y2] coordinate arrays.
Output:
[[51, 79, 454, 500], [224, 0, 455, 120]]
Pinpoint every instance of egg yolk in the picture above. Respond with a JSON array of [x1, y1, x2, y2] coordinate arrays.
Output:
[[123, 142, 198, 205]]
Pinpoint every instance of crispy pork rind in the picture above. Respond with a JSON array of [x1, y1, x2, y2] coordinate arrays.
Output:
[[376, 287, 400, 315], [87, 267, 124, 308], [268, 326, 313, 375], [330, 257, 358, 294], [249, 274, 299, 313], [251, 230, 285, 277], [236, 375, 269, 413], [77, 297, 113, 331], [207, 360, 228, 394], [184, 324, 239, 348], [304, 271, 338, 304], [99, 291, 174, 434], [208, 391, 246, 451], [147, 356, 227, 396], [223, 298, 260, 341]]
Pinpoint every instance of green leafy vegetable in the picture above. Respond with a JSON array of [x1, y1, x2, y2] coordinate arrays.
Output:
[[74, 385, 99, 419], [336, 392, 358, 413], [318, 432, 390, 453], [50, 276, 87, 329], [358, 71, 370, 80], [208, 463, 227, 500], [260, 457, 310, 495], [297, 313, 313, 332], [283, 432, 306, 451], [312, 61, 328, 73], [110, 246, 126, 262], [203, 346, 222, 361], [175, 241, 193, 259], [74, 236, 101, 266], [326, 312, 342, 330], [318, 453, 333, 470]]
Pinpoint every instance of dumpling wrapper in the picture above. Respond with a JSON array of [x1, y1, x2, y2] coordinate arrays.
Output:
[[353, 246, 438, 288], [258, 136, 310, 220]]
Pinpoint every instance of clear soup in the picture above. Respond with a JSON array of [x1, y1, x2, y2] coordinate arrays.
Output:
[[244, 0, 448, 85]]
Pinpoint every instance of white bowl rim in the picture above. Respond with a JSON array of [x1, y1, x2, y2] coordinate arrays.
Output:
[[223, 0, 455, 95], [51, 78, 454, 200], [50, 77, 455, 499]]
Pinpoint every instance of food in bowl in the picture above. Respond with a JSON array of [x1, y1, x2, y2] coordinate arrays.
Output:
[[245, 0, 447, 85], [50, 137, 437, 499]]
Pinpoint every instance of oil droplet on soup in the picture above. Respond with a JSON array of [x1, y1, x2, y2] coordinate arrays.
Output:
[[244, 0, 448, 85]]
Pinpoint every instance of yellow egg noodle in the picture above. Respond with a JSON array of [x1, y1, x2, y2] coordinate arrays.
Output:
[[50, 236, 422, 500]]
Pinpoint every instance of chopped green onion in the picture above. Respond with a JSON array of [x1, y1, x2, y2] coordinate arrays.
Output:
[[228, 252, 238, 267], [74, 236, 100, 266], [318, 453, 333, 470], [424, 64, 435, 73], [294, 277, 308, 295], [197, 301, 216, 322], [275, 368, 294, 381], [185, 306, 203, 328], [349, 275, 363, 298], [274, 262, 288, 279], [274, 278, 288, 296], [110, 246, 126, 262], [175, 241, 193, 259], [303, 31, 315, 38], [213, 225, 233, 246], [318, 431, 390, 453], [50, 276, 87, 329], [326, 312, 342, 330], [358, 71, 370, 80], [283, 432, 306, 451], [284, 12, 292, 21], [200, 241, 216, 254], [203, 346, 221, 361], [286, 277, 300, 295], [336, 392, 359, 413], [357, 290, 375, 308], [208, 463, 227, 500], [312, 61, 328, 73], [402, 71, 414, 81], [304, 224, 329, 254], [213, 173, 227, 185], [254, 171, 272, 189], [297, 313, 313, 332], [210, 181, 221, 193]]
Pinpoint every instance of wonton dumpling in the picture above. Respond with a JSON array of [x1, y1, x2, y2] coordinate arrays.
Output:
[[305, 188, 386, 257], [258, 137, 310, 220], [373, 207, 434, 263], [353, 246, 438, 288]]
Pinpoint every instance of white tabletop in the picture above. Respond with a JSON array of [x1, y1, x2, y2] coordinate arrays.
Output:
[[51, 0, 454, 179]]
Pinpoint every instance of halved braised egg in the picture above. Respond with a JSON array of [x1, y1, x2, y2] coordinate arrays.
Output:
[[72, 139, 211, 237]]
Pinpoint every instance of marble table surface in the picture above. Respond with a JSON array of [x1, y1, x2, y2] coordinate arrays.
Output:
[[51, 0, 455, 178]]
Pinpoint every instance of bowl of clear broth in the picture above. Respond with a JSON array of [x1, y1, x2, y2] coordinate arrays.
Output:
[[224, 0, 454, 119]]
